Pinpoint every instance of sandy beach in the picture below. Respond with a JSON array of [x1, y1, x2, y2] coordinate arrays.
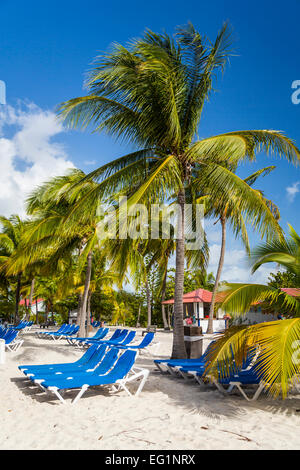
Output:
[[1, 327, 300, 451]]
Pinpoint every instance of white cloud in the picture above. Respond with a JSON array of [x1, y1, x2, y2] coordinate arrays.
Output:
[[0, 103, 75, 217], [208, 243, 274, 284], [286, 181, 300, 202]]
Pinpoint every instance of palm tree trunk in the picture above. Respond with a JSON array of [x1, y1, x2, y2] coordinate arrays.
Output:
[[206, 215, 226, 334], [145, 280, 151, 327], [85, 290, 92, 336], [171, 188, 187, 359], [136, 305, 141, 328], [79, 251, 93, 337], [161, 269, 169, 329], [167, 307, 171, 329], [14, 273, 22, 325], [45, 303, 49, 323], [35, 298, 39, 325], [50, 300, 54, 320], [28, 278, 35, 321]]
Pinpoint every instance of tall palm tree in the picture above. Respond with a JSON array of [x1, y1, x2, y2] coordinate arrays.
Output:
[[58, 24, 300, 357], [0, 215, 27, 324], [7, 170, 103, 336]]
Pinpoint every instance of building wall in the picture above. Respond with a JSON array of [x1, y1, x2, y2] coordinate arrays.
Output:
[[232, 307, 277, 325]]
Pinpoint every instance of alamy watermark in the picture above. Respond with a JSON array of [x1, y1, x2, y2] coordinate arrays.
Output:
[[0, 80, 6, 105], [291, 80, 300, 104], [96, 197, 205, 250]]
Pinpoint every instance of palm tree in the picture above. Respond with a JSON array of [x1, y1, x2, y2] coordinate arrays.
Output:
[[58, 24, 300, 357], [7, 170, 103, 336], [205, 226, 300, 398], [76, 250, 117, 333], [0, 215, 26, 324]]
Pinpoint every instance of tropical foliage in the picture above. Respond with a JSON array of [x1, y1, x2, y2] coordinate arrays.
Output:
[[206, 226, 300, 398], [58, 23, 300, 357]]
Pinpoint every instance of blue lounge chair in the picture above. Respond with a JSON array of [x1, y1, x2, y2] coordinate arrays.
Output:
[[211, 367, 265, 401], [2, 329, 24, 352], [56, 325, 80, 340], [19, 343, 103, 374], [25, 345, 119, 382], [32, 349, 149, 404], [178, 348, 258, 386], [37, 324, 68, 339], [154, 341, 216, 375], [116, 332, 157, 355], [69, 327, 109, 346], [11, 321, 27, 331], [103, 330, 136, 346], [82, 328, 128, 346], [48, 324, 79, 341]]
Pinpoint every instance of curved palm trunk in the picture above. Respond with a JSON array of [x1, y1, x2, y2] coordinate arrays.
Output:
[[171, 188, 187, 359], [145, 280, 151, 327], [79, 251, 93, 337], [136, 305, 141, 328], [14, 273, 22, 325], [85, 290, 92, 336], [161, 268, 169, 329], [35, 299, 39, 325], [206, 215, 226, 334], [27, 278, 35, 321]]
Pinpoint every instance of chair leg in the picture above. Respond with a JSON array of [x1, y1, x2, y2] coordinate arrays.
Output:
[[252, 382, 265, 401], [154, 362, 167, 374], [231, 382, 265, 401], [47, 386, 67, 404], [72, 385, 89, 405], [177, 370, 190, 380], [194, 374, 205, 386], [211, 377, 228, 395], [135, 370, 150, 396], [166, 365, 177, 376]]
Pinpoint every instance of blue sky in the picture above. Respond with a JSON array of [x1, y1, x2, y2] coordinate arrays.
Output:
[[0, 0, 300, 283]]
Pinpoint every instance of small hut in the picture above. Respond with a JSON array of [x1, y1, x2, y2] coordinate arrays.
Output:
[[162, 288, 225, 332]]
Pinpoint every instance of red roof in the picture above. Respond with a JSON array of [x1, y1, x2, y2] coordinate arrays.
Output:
[[19, 298, 44, 306], [162, 288, 212, 305]]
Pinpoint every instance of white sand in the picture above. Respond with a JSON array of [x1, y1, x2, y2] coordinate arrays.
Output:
[[1, 327, 300, 450]]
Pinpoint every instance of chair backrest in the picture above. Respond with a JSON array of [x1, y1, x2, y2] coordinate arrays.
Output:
[[75, 343, 100, 364], [57, 324, 68, 334], [84, 344, 107, 368], [119, 330, 136, 345], [63, 324, 74, 334], [103, 349, 137, 381], [138, 332, 154, 348], [109, 329, 125, 342], [94, 347, 120, 375], [98, 327, 109, 340], [70, 325, 79, 334], [3, 329, 17, 339], [5, 330, 18, 344], [92, 327, 104, 339]]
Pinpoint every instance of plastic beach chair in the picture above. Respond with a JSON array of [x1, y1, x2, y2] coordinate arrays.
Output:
[[19, 343, 107, 377], [32, 349, 150, 404], [25, 345, 119, 382]]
